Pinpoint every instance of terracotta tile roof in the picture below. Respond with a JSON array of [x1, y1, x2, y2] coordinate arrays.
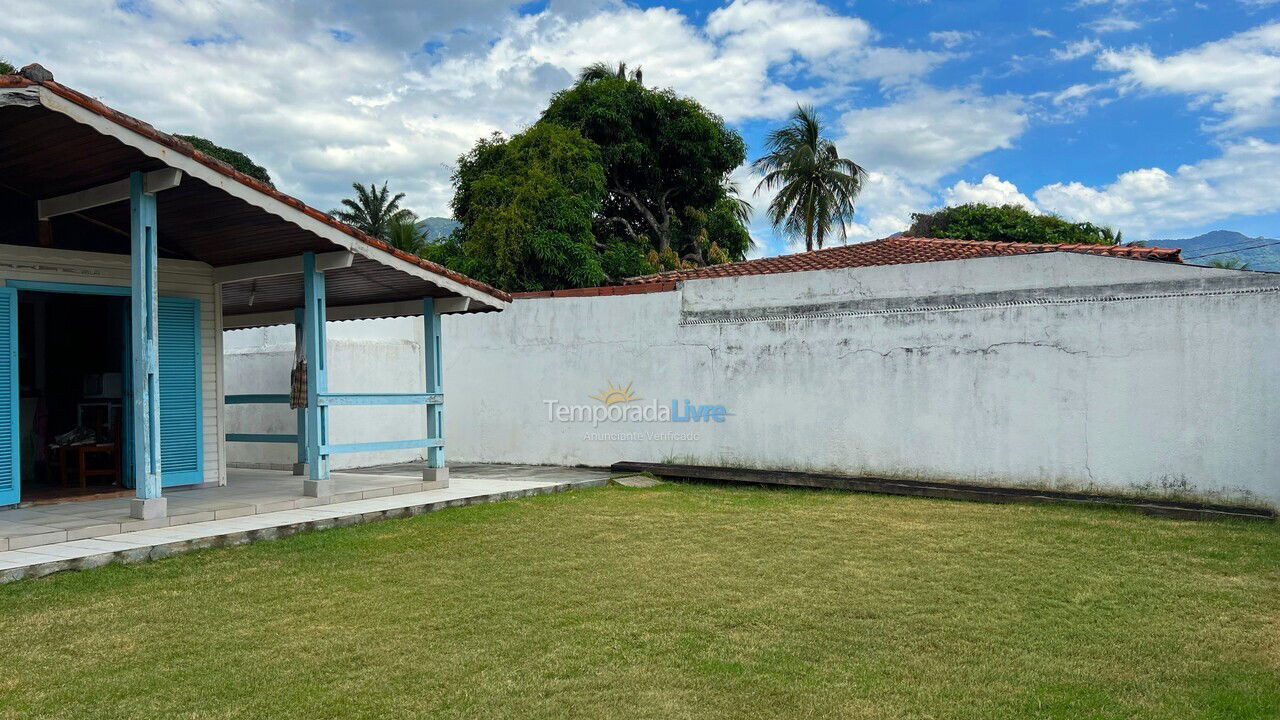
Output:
[[511, 282, 677, 299], [1, 69, 511, 304], [623, 236, 1184, 284]]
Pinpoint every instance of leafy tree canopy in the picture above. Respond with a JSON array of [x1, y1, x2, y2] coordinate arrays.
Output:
[[540, 71, 748, 262], [432, 64, 755, 291], [0, 58, 14, 75], [907, 203, 1121, 246], [433, 124, 607, 292], [176, 134, 273, 187]]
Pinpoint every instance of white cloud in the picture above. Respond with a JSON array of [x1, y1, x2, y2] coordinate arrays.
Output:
[[1086, 15, 1141, 33], [1031, 27, 1055, 38], [1052, 38, 1101, 61], [0, 0, 949, 220], [934, 140, 1280, 238], [928, 30, 975, 49], [838, 172, 934, 244], [944, 175, 1038, 210], [1098, 22, 1280, 132], [838, 87, 1028, 184], [1033, 138, 1280, 235]]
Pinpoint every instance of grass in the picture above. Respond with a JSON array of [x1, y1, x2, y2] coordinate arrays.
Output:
[[1, 483, 1277, 720]]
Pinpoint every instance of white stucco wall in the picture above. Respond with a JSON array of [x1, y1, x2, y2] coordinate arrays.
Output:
[[224, 252, 1280, 506]]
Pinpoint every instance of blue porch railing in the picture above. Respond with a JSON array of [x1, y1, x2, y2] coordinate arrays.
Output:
[[224, 392, 444, 454], [223, 268, 445, 488]]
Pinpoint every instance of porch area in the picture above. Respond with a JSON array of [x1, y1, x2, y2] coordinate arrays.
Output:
[[0, 463, 611, 580], [0, 464, 609, 554], [0, 73, 512, 518]]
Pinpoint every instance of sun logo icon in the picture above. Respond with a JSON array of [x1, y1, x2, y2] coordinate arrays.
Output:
[[590, 381, 639, 405]]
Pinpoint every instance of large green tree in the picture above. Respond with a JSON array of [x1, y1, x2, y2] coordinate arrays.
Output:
[[540, 70, 747, 263], [0, 58, 14, 75], [906, 203, 1121, 245], [438, 124, 607, 291], [176, 135, 273, 187], [753, 106, 865, 252], [432, 63, 754, 290]]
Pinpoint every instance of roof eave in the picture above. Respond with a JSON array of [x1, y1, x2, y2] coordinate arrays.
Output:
[[2, 81, 510, 311]]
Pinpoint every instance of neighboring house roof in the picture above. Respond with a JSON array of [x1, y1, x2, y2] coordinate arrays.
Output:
[[511, 282, 678, 299], [623, 236, 1184, 285], [0, 67, 511, 307]]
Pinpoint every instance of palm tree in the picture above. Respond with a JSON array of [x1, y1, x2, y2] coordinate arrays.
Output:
[[1208, 256, 1250, 270], [332, 181, 414, 240], [721, 177, 753, 226], [753, 106, 866, 252], [578, 61, 642, 85], [385, 214, 427, 256]]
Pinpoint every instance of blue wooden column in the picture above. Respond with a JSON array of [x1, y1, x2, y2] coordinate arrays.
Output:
[[129, 171, 165, 519], [422, 298, 446, 484], [302, 252, 331, 496]]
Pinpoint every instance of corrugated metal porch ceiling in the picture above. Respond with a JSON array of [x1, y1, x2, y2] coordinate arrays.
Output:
[[0, 102, 473, 318]]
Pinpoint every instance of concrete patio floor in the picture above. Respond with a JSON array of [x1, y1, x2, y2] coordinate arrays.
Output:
[[0, 464, 612, 564]]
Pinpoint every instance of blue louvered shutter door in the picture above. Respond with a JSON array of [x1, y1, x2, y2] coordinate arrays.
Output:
[[158, 297, 203, 487], [0, 288, 18, 505]]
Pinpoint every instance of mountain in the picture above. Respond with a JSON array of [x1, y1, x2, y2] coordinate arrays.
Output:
[[415, 217, 460, 242], [1147, 230, 1280, 272]]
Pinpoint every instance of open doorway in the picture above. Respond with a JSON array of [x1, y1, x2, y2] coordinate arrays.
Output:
[[17, 291, 130, 502]]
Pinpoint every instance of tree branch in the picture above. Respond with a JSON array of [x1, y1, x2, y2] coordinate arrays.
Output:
[[606, 215, 640, 244], [613, 185, 668, 249]]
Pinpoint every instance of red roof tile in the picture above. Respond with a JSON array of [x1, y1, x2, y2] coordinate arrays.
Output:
[[1, 70, 511, 304], [511, 282, 677, 299], [623, 236, 1183, 284]]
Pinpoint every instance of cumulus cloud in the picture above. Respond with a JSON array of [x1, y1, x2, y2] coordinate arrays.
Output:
[[7, 0, 1270, 253], [812, 86, 1032, 242], [838, 87, 1028, 185], [928, 30, 976, 49], [0, 0, 956, 220], [944, 175, 1038, 210], [1033, 138, 1280, 235], [934, 139, 1280, 238], [1098, 22, 1280, 132], [1052, 38, 1101, 60]]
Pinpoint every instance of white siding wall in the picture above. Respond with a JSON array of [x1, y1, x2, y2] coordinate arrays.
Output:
[[0, 244, 225, 486]]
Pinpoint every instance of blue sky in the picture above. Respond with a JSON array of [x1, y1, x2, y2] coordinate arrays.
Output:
[[3, 0, 1279, 256]]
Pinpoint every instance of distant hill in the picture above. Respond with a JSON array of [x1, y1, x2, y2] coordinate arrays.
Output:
[[1148, 230, 1280, 271], [415, 217, 460, 242]]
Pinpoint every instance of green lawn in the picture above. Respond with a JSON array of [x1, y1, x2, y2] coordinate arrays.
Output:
[[1, 483, 1277, 720]]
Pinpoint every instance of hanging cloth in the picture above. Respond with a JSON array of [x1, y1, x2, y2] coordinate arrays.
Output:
[[289, 323, 307, 410]]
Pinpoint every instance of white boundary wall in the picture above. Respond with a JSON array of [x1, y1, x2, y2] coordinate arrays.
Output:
[[224, 253, 1280, 506]]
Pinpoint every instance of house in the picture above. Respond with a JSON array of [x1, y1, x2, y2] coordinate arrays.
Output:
[[0, 65, 509, 519]]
